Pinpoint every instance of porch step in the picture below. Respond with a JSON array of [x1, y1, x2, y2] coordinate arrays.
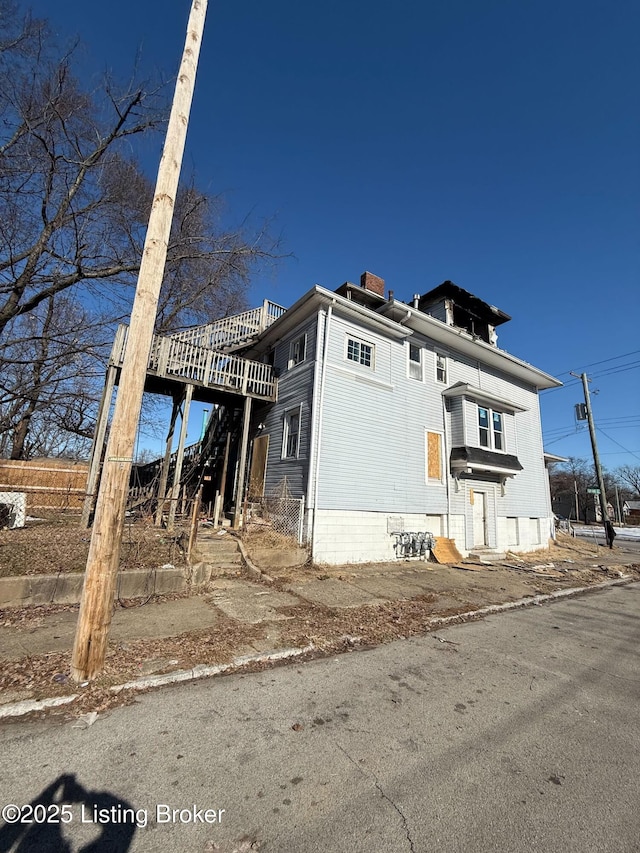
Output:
[[466, 550, 508, 564], [195, 532, 243, 576]]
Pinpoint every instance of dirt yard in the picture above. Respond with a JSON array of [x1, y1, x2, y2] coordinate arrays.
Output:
[[0, 514, 190, 577]]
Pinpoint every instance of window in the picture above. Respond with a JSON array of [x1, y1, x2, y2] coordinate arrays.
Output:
[[346, 336, 373, 368], [436, 353, 447, 383], [408, 343, 422, 380], [288, 334, 306, 369], [426, 431, 443, 481], [478, 406, 505, 451], [492, 411, 504, 450], [282, 408, 301, 459]]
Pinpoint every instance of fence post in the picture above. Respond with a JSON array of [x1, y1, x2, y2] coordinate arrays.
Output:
[[298, 494, 305, 545]]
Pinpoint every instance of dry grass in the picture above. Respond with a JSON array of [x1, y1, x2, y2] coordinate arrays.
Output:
[[241, 523, 300, 550], [0, 515, 189, 578], [505, 531, 603, 565]]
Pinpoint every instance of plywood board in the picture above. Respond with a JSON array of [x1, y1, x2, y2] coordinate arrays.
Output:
[[431, 537, 463, 564]]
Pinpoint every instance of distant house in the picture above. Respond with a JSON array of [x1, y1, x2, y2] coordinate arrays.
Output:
[[624, 500, 640, 523], [240, 272, 561, 563]]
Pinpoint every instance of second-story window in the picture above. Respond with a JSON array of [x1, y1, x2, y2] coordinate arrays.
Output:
[[408, 344, 422, 380], [436, 353, 447, 383], [493, 411, 504, 450], [478, 406, 505, 451], [346, 336, 373, 368], [288, 334, 306, 369]]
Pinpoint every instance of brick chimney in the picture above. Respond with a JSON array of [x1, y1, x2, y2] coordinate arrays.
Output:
[[360, 271, 385, 297]]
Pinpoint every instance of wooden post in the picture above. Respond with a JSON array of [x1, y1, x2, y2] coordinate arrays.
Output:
[[187, 487, 203, 562], [167, 384, 193, 530], [71, 0, 208, 683], [81, 365, 116, 528], [155, 395, 180, 526], [219, 428, 232, 507], [232, 396, 252, 530]]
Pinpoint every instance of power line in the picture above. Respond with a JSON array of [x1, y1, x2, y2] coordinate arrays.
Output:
[[553, 349, 640, 377], [596, 428, 640, 463]]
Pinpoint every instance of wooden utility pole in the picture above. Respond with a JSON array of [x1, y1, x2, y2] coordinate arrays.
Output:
[[572, 372, 609, 535], [72, 0, 208, 683]]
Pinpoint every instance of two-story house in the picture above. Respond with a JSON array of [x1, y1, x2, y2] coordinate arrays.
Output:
[[243, 271, 562, 564]]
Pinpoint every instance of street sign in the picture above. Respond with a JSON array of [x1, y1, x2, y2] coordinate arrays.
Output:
[[587, 487, 600, 495]]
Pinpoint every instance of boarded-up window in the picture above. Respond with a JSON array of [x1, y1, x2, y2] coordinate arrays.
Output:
[[426, 431, 442, 480]]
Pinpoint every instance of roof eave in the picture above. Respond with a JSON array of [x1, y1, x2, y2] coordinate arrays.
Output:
[[378, 299, 561, 390]]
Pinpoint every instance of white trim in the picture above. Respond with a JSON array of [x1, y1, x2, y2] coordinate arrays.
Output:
[[442, 382, 528, 413], [281, 404, 303, 460], [407, 341, 423, 381], [288, 333, 307, 369], [331, 364, 394, 391], [425, 429, 445, 483], [477, 404, 506, 453], [345, 333, 375, 369]]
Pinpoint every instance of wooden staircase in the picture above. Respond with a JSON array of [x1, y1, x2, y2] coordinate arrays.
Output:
[[168, 300, 285, 352]]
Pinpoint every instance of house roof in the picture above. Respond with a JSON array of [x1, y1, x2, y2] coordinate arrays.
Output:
[[378, 298, 561, 390], [418, 281, 512, 327], [248, 284, 562, 391], [450, 446, 524, 475], [442, 382, 528, 414], [543, 452, 569, 464]]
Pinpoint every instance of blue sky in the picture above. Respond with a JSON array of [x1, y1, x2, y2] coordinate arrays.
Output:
[[33, 0, 639, 468]]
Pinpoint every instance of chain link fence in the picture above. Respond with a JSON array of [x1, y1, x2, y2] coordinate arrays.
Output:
[[250, 492, 305, 543]]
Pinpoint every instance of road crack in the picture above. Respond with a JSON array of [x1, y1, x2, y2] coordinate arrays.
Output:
[[335, 741, 416, 853]]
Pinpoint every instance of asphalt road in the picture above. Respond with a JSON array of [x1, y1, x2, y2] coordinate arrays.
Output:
[[1, 583, 639, 853]]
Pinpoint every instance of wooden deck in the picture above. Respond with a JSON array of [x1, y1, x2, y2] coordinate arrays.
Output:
[[168, 300, 285, 352], [110, 324, 278, 401]]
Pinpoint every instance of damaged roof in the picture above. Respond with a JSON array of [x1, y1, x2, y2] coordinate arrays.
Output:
[[418, 281, 512, 327]]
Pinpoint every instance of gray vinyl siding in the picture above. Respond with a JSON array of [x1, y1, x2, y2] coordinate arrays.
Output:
[[260, 319, 317, 497], [317, 317, 447, 514], [317, 314, 549, 520], [258, 300, 551, 526]]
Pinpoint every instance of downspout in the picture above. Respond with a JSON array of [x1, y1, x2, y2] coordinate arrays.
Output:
[[442, 395, 451, 539], [310, 302, 334, 558], [305, 310, 324, 538]]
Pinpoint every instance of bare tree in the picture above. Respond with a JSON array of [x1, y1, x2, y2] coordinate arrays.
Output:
[[0, 2, 284, 457], [0, 295, 104, 458], [616, 465, 640, 497], [0, 3, 282, 338]]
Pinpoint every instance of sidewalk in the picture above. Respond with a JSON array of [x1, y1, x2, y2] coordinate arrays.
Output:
[[1, 537, 638, 716]]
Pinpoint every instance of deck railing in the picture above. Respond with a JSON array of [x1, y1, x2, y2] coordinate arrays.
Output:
[[169, 300, 285, 351], [110, 325, 278, 400]]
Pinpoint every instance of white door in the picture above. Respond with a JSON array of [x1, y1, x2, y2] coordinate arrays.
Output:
[[472, 491, 487, 547]]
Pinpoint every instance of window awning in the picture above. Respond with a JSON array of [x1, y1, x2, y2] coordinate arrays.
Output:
[[442, 382, 528, 414], [450, 446, 523, 476]]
